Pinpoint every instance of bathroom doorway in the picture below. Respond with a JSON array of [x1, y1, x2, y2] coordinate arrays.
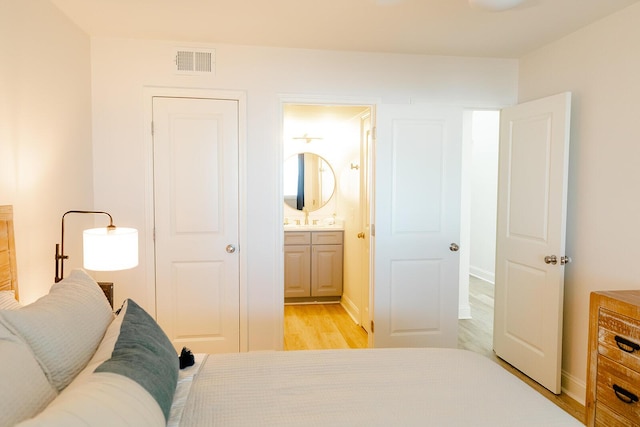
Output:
[[282, 103, 373, 348]]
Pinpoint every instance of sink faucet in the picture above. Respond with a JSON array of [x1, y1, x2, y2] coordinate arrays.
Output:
[[303, 207, 309, 225]]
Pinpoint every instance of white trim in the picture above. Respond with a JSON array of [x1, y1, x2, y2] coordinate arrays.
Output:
[[561, 369, 586, 405], [340, 294, 361, 325], [142, 86, 248, 352], [470, 267, 495, 284]]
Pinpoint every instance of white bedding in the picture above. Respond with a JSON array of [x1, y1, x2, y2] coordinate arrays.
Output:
[[178, 348, 582, 426], [168, 353, 207, 427]]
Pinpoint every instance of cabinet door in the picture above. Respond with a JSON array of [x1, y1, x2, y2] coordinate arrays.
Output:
[[311, 244, 343, 297], [284, 245, 311, 298]]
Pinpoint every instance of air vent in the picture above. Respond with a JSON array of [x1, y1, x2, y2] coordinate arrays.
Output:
[[174, 48, 215, 75]]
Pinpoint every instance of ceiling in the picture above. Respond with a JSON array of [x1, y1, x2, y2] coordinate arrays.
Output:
[[50, 0, 637, 58]]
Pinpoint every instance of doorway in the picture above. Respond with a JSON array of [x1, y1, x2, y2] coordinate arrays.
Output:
[[281, 105, 500, 351], [282, 103, 373, 347], [459, 110, 500, 353]]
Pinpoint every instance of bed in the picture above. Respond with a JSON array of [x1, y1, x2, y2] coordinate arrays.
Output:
[[0, 205, 583, 426]]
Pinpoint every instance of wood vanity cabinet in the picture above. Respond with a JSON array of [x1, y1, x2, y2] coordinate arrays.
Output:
[[586, 290, 640, 426], [284, 230, 343, 300]]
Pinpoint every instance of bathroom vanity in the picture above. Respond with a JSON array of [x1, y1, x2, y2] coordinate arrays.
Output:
[[284, 228, 343, 302]]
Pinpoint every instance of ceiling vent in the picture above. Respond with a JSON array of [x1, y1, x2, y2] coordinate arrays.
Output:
[[174, 48, 215, 75]]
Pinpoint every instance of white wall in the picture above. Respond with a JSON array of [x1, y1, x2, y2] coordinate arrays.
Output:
[[469, 111, 499, 283], [90, 37, 518, 350], [0, 0, 93, 303], [518, 2, 640, 402]]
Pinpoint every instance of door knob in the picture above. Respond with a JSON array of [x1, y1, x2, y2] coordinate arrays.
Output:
[[560, 256, 571, 265], [449, 243, 459, 252], [357, 232, 365, 239], [226, 244, 236, 254], [544, 255, 557, 265]]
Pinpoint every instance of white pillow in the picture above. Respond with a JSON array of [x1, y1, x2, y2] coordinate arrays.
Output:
[[0, 290, 21, 309], [17, 302, 166, 427], [0, 269, 114, 391], [16, 373, 165, 427], [0, 323, 57, 427]]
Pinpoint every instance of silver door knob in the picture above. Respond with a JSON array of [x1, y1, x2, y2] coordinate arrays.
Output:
[[561, 256, 571, 265], [449, 243, 459, 252], [544, 255, 557, 265], [226, 244, 236, 254]]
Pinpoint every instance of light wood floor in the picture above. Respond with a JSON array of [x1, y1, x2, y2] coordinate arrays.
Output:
[[459, 276, 586, 424], [284, 303, 368, 350], [284, 277, 586, 424]]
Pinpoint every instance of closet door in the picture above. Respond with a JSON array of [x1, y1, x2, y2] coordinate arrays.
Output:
[[153, 96, 240, 354]]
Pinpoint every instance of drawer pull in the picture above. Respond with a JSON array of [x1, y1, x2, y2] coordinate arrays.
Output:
[[614, 335, 640, 353], [613, 384, 639, 404]]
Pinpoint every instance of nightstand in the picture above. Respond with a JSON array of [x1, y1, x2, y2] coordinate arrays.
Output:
[[586, 290, 640, 426], [98, 282, 114, 308]]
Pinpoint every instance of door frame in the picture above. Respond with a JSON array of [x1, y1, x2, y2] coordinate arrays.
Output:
[[277, 94, 379, 348], [143, 86, 248, 352]]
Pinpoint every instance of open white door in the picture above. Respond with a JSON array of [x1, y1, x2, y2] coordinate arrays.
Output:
[[493, 92, 571, 394], [360, 111, 373, 337], [373, 104, 462, 348]]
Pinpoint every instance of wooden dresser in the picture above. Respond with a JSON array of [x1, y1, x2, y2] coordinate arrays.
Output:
[[586, 290, 640, 426]]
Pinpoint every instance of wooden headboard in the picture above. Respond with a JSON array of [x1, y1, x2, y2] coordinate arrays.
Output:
[[0, 205, 18, 299]]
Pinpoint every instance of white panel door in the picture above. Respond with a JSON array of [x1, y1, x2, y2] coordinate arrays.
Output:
[[374, 104, 462, 348], [493, 92, 571, 394], [153, 96, 239, 354]]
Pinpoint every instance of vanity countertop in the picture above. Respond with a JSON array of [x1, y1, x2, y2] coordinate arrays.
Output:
[[284, 224, 344, 231]]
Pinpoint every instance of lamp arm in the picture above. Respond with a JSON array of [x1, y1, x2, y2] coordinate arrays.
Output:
[[54, 210, 115, 283]]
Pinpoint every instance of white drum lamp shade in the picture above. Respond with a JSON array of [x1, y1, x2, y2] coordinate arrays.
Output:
[[83, 227, 139, 271]]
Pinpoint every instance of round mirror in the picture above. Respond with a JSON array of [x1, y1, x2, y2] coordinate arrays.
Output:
[[283, 153, 336, 211]]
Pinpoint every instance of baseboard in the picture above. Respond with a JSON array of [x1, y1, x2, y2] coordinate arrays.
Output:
[[469, 267, 495, 284], [561, 369, 586, 405], [340, 295, 361, 325]]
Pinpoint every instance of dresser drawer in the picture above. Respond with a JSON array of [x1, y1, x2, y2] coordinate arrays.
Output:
[[595, 402, 637, 427], [596, 355, 640, 424], [284, 231, 311, 245], [598, 308, 640, 371], [311, 231, 343, 245]]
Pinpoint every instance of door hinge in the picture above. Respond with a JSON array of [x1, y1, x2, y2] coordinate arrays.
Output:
[[371, 224, 375, 237], [151, 121, 154, 136], [371, 126, 377, 141], [370, 320, 374, 333]]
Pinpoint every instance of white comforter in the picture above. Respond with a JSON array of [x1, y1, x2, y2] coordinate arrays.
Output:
[[178, 348, 582, 426]]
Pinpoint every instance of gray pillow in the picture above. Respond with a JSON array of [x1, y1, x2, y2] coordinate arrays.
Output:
[[0, 322, 57, 426], [0, 290, 21, 310], [0, 269, 114, 391]]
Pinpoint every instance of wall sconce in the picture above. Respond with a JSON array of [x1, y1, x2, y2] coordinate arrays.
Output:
[[54, 210, 138, 283], [293, 133, 323, 144], [468, 0, 525, 11]]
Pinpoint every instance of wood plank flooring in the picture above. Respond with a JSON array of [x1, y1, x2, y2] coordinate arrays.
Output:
[[284, 303, 367, 350], [283, 277, 586, 424], [459, 276, 586, 424]]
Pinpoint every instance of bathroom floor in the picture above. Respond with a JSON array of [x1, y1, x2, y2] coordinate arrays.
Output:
[[283, 303, 368, 350]]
